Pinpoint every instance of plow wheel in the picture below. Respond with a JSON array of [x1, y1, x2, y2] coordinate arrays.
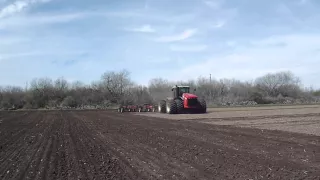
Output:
[[158, 100, 166, 113], [166, 100, 177, 114]]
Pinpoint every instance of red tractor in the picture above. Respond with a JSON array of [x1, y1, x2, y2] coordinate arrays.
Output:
[[158, 85, 206, 114]]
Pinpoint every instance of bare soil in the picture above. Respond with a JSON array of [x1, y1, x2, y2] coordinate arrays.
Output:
[[137, 105, 320, 120], [137, 105, 320, 136], [0, 110, 319, 179]]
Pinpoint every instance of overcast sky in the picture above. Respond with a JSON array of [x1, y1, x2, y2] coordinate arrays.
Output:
[[0, 0, 319, 88]]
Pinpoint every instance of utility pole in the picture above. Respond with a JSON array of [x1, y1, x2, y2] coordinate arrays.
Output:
[[209, 74, 212, 104], [25, 81, 28, 91]]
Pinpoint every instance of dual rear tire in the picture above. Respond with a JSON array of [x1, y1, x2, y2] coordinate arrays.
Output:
[[158, 100, 177, 114], [175, 99, 183, 114], [158, 98, 207, 114], [158, 99, 183, 114], [166, 100, 177, 114], [198, 98, 207, 113]]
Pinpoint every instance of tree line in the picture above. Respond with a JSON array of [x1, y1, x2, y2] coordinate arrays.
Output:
[[0, 70, 319, 110]]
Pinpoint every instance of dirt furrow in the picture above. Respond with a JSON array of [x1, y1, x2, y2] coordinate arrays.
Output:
[[69, 111, 142, 180], [0, 110, 319, 180], [0, 112, 42, 179], [16, 112, 51, 180], [0, 112, 31, 146], [60, 111, 89, 179], [44, 115, 61, 180], [99, 111, 320, 168], [78, 111, 320, 179], [53, 112, 69, 179], [33, 112, 56, 180]]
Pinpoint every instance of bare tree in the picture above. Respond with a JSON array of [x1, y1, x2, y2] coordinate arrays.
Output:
[[100, 69, 133, 104], [29, 78, 54, 108], [0, 69, 317, 110], [129, 85, 153, 104], [255, 71, 301, 97], [0, 86, 25, 109], [53, 77, 69, 106], [148, 78, 172, 102]]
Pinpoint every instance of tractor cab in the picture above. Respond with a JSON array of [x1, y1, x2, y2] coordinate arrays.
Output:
[[171, 85, 196, 99]]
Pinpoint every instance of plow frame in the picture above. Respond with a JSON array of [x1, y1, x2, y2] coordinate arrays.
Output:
[[118, 104, 158, 113]]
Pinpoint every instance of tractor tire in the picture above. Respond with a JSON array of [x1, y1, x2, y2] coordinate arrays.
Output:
[[198, 98, 207, 113], [166, 100, 177, 114], [158, 100, 166, 113], [175, 99, 184, 114]]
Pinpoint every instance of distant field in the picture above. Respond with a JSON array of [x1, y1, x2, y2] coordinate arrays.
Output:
[[136, 104, 320, 136], [207, 103, 320, 110]]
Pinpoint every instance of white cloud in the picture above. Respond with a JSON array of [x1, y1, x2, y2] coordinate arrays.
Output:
[[143, 57, 172, 63], [226, 41, 236, 47], [171, 34, 320, 88], [299, 0, 308, 4], [170, 45, 207, 52], [144, 0, 149, 10], [127, 24, 155, 33], [203, 0, 221, 9], [211, 20, 225, 28], [0, 0, 51, 18], [155, 29, 197, 42], [0, 52, 41, 60], [104, 11, 142, 18], [0, 12, 86, 30], [0, 50, 86, 61], [31, 12, 84, 23], [0, 1, 28, 18], [0, 36, 30, 45]]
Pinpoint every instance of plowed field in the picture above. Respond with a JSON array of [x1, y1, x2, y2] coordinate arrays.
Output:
[[0, 107, 319, 179]]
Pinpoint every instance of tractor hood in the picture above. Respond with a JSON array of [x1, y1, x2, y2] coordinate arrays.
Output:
[[182, 93, 198, 99]]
